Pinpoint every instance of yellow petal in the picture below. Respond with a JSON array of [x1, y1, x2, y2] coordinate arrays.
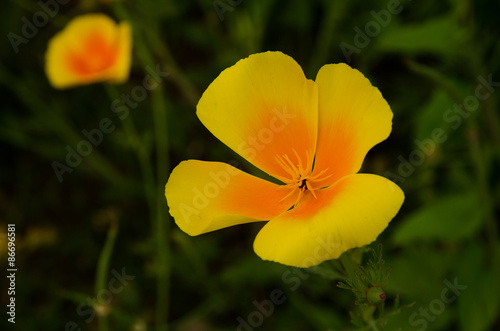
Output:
[[253, 174, 404, 268], [312, 64, 393, 188], [112, 21, 132, 83], [165, 160, 295, 236], [197, 51, 318, 181], [45, 14, 132, 89]]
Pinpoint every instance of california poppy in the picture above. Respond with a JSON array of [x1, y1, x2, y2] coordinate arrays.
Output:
[[45, 14, 131, 89], [165, 51, 404, 268]]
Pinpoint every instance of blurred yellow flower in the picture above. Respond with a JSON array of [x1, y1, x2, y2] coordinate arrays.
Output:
[[165, 51, 404, 268], [45, 14, 132, 89]]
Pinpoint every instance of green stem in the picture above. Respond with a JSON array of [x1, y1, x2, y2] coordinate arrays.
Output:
[[135, 33, 171, 331], [339, 251, 357, 277], [104, 84, 156, 218], [95, 217, 119, 331], [362, 306, 377, 329], [153, 42, 200, 108], [151, 88, 170, 331], [406, 60, 464, 103], [308, 1, 349, 75], [113, 1, 199, 108], [367, 320, 380, 331], [111, 4, 172, 329]]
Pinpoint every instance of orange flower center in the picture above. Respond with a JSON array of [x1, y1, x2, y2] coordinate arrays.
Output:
[[275, 149, 331, 207], [66, 31, 118, 76]]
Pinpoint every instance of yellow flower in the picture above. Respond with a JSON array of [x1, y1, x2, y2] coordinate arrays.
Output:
[[165, 51, 404, 268], [45, 14, 132, 89]]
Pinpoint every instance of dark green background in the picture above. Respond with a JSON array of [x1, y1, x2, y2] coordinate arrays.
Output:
[[1, 0, 499, 330]]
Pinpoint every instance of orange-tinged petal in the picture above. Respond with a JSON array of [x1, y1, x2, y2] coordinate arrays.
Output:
[[197, 51, 318, 181], [312, 64, 393, 188], [253, 174, 404, 268], [45, 14, 132, 89], [165, 160, 295, 236]]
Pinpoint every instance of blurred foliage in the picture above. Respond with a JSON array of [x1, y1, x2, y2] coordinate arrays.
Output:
[[1, 0, 500, 330]]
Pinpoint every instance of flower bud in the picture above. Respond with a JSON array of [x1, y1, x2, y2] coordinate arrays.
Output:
[[366, 286, 386, 306]]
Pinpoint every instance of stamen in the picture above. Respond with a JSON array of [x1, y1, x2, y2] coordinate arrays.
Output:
[[283, 154, 299, 176], [310, 167, 333, 182], [279, 186, 298, 202], [276, 182, 292, 190], [275, 155, 296, 179], [274, 148, 327, 207], [292, 188, 303, 207], [292, 149, 304, 175], [306, 182, 318, 199], [305, 150, 313, 175]]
